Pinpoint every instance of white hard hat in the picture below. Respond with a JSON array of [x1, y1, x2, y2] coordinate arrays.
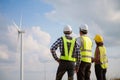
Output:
[[80, 24, 88, 31], [63, 25, 72, 32]]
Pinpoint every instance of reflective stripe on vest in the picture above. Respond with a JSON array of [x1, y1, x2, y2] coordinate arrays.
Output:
[[80, 36, 92, 63], [60, 36, 76, 62], [99, 46, 108, 69]]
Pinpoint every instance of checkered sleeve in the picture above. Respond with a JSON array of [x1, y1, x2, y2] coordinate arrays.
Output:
[[50, 37, 62, 60], [75, 41, 81, 67]]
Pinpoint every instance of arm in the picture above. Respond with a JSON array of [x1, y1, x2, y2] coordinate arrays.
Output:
[[93, 47, 100, 63], [74, 41, 81, 72], [76, 37, 81, 47], [50, 38, 61, 63], [50, 50, 59, 61]]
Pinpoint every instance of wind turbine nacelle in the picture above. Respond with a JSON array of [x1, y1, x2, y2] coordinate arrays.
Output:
[[18, 30, 25, 33]]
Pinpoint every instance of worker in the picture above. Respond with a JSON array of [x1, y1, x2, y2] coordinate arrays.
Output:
[[92, 34, 108, 80], [76, 24, 92, 80], [50, 25, 81, 80]]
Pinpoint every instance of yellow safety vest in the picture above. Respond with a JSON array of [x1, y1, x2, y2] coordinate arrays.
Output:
[[80, 36, 92, 63], [99, 46, 108, 69], [60, 36, 76, 62]]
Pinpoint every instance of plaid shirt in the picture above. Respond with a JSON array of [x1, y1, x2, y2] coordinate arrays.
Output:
[[50, 36, 81, 67]]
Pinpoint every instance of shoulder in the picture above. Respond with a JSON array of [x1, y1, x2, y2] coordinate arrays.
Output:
[[52, 37, 63, 44], [76, 37, 80, 41], [57, 36, 63, 40], [56, 37, 63, 43], [76, 37, 81, 45]]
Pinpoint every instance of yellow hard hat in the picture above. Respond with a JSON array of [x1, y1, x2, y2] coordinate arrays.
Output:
[[94, 34, 103, 42]]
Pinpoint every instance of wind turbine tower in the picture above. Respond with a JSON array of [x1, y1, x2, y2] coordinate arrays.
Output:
[[13, 18, 25, 80]]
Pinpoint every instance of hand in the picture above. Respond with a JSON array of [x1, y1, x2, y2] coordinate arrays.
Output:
[[56, 59, 60, 63], [75, 67, 79, 73], [91, 57, 94, 63]]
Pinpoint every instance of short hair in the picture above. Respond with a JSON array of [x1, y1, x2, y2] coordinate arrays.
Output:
[[80, 29, 88, 34], [64, 31, 72, 34]]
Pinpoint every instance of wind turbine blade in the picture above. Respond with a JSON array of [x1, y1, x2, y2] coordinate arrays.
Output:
[[12, 20, 20, 31], [16, 33, 20, 59], [20, 15, 22, 29], [18, 33, 20, 41]]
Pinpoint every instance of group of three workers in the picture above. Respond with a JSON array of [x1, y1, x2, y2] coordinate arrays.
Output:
[[50, 24, 108, 80]]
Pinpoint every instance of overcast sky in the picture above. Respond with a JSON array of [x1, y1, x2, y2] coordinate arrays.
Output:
[[0, 0, 120, 80]]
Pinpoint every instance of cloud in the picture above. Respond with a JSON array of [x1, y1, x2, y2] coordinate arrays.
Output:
[[107, 58, 120, 79], [0, 18, 51, 71], [0, 22, 53, 79], [0, 45, 9, 60], [107, 11, 120, 22], [26, 26, 51, 46], [44, 0, 120, 47], [45, 0, 120, 22], [0, 14, 54, 80], [21, 26, 52, 72], [0, 0, 120, 79], [0, 19, 17, 64]]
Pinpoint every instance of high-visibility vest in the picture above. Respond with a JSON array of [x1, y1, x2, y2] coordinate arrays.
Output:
[[60, 36, 76, 62], [80, 36, 92, 63], [99, 46, 108, 69]]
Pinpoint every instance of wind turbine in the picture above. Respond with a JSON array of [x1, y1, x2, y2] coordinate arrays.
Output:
[[13, 18, 25, 80]]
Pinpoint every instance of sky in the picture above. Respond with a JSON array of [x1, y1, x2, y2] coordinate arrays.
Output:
[[0, 0, 120, 80]]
